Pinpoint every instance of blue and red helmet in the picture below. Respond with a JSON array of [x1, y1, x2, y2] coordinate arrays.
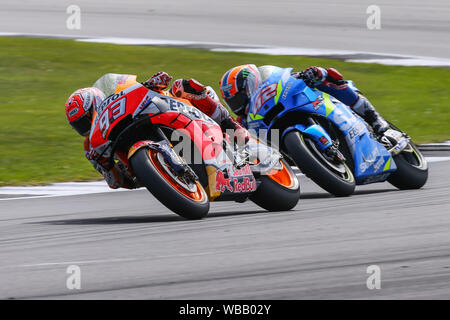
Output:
[[219, 64, 261, 116]]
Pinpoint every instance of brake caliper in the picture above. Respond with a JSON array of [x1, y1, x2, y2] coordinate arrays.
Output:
[[324, 141, 346, 163]]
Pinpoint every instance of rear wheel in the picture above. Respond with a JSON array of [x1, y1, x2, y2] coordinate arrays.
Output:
[[283, 131, 355, 197], [250, 159, 300, 211], [130, 148, 209, 219], [388, 141, 428, 190]]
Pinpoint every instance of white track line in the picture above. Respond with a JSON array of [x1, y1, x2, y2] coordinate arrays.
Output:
[[1, 32, 450, 67], [346, 58, 450, 67], [18, 258, 138, 268], [426, 157, 450, 163], [0, 181, 131, 201], [421, 141, 450, 147], [0, 157, 448, 201], [77, 36, 246, 48], [15, 252, 220, 269]]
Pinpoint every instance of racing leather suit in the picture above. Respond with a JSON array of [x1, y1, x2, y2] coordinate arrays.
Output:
[[85, 73, 247, 189]]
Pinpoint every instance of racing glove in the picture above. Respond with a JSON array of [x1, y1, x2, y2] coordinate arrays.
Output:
[[298, 66, 327, 87], [171, 78, 208, 100], [299, 66, 347, 89], [143, 71, 173, 92]]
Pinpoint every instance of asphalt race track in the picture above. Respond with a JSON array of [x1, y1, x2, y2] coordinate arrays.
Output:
[[1, 0, 449, 58], [1, 0, 450, 300], [1, 158, 450, 299]]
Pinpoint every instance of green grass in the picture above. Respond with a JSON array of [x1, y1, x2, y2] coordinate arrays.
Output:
[[0, 37, 449, 186]]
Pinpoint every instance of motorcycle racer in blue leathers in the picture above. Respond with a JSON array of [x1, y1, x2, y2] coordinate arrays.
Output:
[[219, 64, 392, 137]]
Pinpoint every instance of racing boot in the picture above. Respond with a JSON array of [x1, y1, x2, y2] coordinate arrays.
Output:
[[352, 95, 410, 154]]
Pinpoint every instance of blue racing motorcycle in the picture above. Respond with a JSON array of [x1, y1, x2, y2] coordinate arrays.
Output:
[[244, 66, 428, 196]]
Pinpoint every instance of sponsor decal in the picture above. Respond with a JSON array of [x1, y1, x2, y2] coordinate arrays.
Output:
[[253, 83, 278, 114], [132, 93, 162, 117], [82, 92, 92, 111], [312, 97, 323, 110], [97, 91, 125, 114], [373, 157, 385, 172], [231, 164, 252, 177], [233, 177, 257, 193], [134, 93, 152, 114], [360, 147, 380, 173], [220, 83, 233, 98], [166, 97, 214, 123], [348, 121, 366, 142], [281, 81, 292, 100], [348, 127, 359, 140], [362, 145, 380, 163], [69, 107, 79, 118], [319, 136, 329, 145], [215, 170, 233, 192], [215, 167, 257, 193], [360, 161, 370, 173]]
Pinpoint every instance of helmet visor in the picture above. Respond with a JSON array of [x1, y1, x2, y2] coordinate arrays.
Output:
[[70, 111, 92, 136], [244, 65, 261, 99], [225, 91, 248, 116]]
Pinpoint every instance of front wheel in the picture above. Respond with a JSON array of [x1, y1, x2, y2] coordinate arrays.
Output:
[[130, 148, 210, 219], [250, 159, 300, 211], [388, 141, 428, 190], [283, 131, 356, 197]]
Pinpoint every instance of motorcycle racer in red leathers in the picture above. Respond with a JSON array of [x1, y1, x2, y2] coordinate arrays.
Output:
[[65, 72, 248, 189]]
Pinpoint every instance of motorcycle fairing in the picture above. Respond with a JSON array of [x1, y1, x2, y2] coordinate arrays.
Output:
[[89, 83, 281, 200], [315, 93, 397, 184]]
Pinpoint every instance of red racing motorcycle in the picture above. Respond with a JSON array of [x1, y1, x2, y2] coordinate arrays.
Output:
[[89, 82, 300, 219]]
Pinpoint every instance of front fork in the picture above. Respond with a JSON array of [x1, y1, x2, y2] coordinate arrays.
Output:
[[127, 127, 198, 179]]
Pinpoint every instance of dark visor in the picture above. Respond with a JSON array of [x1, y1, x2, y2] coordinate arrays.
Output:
[[225, 91, 248, 115], [70, 112, 92, 136]]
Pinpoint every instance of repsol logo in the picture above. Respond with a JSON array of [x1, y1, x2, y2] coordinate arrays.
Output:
[[98, 91, 125, 113], [166, 97, 211, 122]]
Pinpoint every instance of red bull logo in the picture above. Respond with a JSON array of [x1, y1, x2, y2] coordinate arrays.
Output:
[[233, 177, 257, 193], [215, 170, 233, 192], [215, 168, 257, 193]]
